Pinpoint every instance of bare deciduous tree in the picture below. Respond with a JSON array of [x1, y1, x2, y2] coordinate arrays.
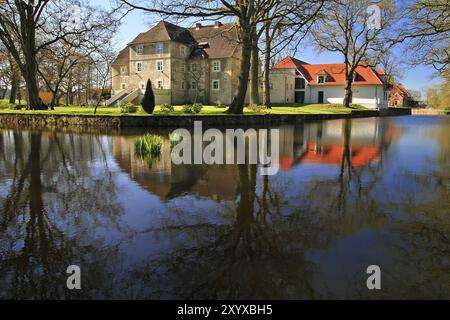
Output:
[[311, 0, 395, 108], [0, 0, 122, 109]]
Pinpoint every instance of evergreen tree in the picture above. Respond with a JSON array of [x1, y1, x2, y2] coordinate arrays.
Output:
[[141, 79, 155, 114]]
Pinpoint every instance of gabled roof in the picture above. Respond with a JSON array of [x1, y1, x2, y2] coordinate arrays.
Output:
[[273, 56, 384, 85], [272, 56, 309, 69], [112, 47, 130, 66], [188, 23, 238, 59], [125, 21, 239, 60], [392, 83, 411, 97], [129, 21, 195, 45]]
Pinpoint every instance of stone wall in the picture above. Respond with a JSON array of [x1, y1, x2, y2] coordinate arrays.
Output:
[[0, 110, 391, 130], [379, 108, 412, 116], [411, 109, 449, 115]]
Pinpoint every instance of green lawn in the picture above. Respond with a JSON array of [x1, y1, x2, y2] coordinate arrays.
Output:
[[0, 103, 370, 116]]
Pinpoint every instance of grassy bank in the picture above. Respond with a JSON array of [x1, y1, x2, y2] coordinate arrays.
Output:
[[0, 104, 369, 116]]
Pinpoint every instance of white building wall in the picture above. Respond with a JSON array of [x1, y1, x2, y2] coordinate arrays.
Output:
[[269, 69, 389, 109], [308, 85, 388, 109], [308, 86, 345, 104]]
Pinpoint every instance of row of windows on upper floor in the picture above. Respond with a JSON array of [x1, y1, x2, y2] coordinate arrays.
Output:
[[120, 60, 222, 74], [134, 43, 188, 57], [120, 79, 222, 91]]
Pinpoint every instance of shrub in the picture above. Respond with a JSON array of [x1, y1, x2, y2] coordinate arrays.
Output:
[[120, 102, 138, 114], [0, 100, 13, 109], [161, 103, 174, 113], [141, 79, 156, 114], [248, 104, 269, 113], [182, 103, 203, 114]]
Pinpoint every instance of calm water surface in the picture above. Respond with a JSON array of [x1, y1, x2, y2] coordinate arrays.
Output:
[[0, 116, 449, 299]]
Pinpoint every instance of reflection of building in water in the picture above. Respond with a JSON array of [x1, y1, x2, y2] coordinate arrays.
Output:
[[279, 119, 401, 171], [112, 136, 239, 201]]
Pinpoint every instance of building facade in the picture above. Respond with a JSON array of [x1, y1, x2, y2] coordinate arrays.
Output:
[[270, 57, 390, 109], [389, 83, 417, 108], [110, 21, 243, 106]]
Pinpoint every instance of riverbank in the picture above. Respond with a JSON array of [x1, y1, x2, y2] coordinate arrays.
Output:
[[411, 109, 450, 115], [0, 106, 411, 129]]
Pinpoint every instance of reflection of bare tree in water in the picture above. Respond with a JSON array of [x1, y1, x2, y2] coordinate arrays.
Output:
[[124, 164, 319, 300], [381, 123, 450, 299], [306, 119, 387, 220], [0, 131, 123, 299]]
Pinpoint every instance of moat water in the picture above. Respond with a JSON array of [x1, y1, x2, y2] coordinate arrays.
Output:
[[0, 116, 449, 299]]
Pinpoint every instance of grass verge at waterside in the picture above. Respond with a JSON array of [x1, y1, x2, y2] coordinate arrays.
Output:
[[0, 104, 369, 116]]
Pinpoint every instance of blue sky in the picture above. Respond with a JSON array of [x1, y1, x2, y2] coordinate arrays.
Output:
[[96, 1, 443, 97]]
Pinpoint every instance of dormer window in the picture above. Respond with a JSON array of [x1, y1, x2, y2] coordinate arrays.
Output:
[[318, 75, 325, 84], [136, 45, 144, 55], [156, 43, 164, 54]]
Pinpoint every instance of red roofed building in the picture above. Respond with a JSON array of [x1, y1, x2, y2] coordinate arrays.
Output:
[[389, 83, 417, 108], [270, 56, 390, 109]]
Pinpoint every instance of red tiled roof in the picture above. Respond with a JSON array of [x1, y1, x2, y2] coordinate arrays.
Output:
[[273, 56, 384, 85], [392, 83, 411, 97], [272, 56, 309, 69]]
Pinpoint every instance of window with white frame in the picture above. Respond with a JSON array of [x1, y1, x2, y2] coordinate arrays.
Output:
[[136, 45, 144, 55], [191, 63, 198, 72], [317, 75, 325, 84], [121, 83, 127, 90], [180, 46, 186, 57], [157, 60, 164, 71], [191, 81, 197, 90], [156, 43, 164, 54], [157, 79, 164, 89], [139, 82, 146, 90], [180, 63, 186, 72], [212, 80, 220, 90], [136, 62, 143, 73], [212, 60, 221, 72]]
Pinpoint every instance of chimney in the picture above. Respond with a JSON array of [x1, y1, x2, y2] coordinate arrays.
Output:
[[195, 23, 202, 30], [214, 21, 223, 28]]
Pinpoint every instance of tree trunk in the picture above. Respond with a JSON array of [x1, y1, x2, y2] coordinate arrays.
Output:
[[263, 22, 272, 109], [22, 57, 41, 109], [343, 79, 354, 108], [49, 87, 59, 110], [227, 23, 253, 114], [343, 67, 354, 108], [9, 73, 18, 104], [250, 26, 260, 106], [22, 18, 44, 110]]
